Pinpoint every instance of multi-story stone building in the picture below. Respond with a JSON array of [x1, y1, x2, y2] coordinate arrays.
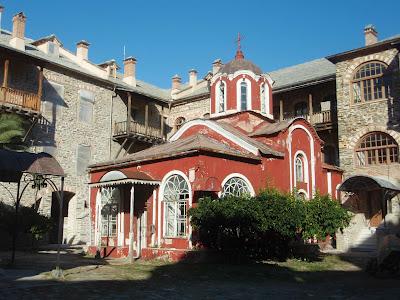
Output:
[[1, 5, 399, 253]]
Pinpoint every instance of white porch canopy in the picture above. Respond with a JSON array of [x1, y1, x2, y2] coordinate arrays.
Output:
[[89, 170, 160, 187]]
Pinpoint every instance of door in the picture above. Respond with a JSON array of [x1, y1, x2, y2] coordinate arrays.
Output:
[[368, 191, 383, 227]]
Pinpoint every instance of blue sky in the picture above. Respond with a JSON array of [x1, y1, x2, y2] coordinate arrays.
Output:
[[1, 0, 399, 88]]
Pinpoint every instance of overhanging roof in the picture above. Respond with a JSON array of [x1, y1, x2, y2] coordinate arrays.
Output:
[[0, 150, 65, 182], [339, 175, 400, 198], [89, 170, 160, 187]]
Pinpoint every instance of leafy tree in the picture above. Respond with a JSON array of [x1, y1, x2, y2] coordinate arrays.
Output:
[[189, 189, 351, 261], [0, 113, 27, 150]]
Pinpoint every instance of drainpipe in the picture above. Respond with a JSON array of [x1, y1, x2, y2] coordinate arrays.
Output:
[[109, 86, 116, 159]]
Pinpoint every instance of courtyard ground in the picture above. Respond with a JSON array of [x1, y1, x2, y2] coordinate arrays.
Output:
[[0, 247, 399, 299]]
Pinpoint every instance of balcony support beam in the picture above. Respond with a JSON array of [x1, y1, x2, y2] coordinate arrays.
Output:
[[160, 106, 164, 139], [2, 59, 9, 88], [37, 67, 43, 99], [145, 103, 149, 135], [308, 93, 313, 123], [127, 92, 132, 131]]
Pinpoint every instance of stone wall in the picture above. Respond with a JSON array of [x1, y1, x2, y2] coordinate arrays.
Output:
[[336, 48, 400, 179], [167, 97, 210, 138]]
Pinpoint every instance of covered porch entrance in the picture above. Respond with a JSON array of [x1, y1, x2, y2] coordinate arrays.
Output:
[[89, 170, 160, 259], [338, 175, 400, 252]]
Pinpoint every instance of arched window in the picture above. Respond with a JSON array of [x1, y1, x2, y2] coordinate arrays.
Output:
[[294, 102, 308, 117], [260, 84, 266, 114], [163, 174, 189, 237], [175, 117, 186, 131], [355, 132, 399, 166], [352, 62, 390, 103], [221, 176, 251, 197], [218, 81, 226, 113], [297, 191, 308, 201], [295, 155, 304, 182], [240, 81, 247, 111]]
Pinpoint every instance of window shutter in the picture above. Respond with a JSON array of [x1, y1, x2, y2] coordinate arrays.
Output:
[[76, 144, 91, 175], [79, 90, 95, 123]]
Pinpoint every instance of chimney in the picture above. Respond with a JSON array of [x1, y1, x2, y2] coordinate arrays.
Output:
[[10, 12, 26, 51], [0, 6, 4, 32], [189, 69, 197, 87], [172, 74, 181, 92], [364, 25, 378, 46], [212, 59, 222, 75], [123, 56, 137, 86], [76, 40, 90, 60]]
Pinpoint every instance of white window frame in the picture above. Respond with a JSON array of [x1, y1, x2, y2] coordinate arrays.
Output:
[[215, 79, 227, 113], [160, 171, 192, 239], [219, 173, 255, 197], [293, 150, 309, 185], [236, 77, 252, 111]]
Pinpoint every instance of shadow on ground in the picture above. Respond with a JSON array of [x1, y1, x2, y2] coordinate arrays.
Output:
[[1, 248, 399, 299]]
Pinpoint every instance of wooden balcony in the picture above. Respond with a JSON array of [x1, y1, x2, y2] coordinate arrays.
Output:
[[0, 86, 41, 115], [114, 120, 164, 143], [283, 110, 335, 130]]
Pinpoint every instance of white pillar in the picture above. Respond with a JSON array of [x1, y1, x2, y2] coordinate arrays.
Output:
[[128, 185, 135, 261], [152, 189, 156, 246]]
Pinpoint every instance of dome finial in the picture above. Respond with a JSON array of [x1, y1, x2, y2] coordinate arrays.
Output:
[[235, 32, 244, 60]]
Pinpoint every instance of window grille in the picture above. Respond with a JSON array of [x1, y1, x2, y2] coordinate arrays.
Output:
[[221, 177, 251, 197], [355, 132, 398, 166]]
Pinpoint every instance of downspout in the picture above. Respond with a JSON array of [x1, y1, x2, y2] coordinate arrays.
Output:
[[109, 86, 117, 160]]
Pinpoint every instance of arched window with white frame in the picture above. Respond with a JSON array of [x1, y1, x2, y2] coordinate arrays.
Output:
[[216, 80, 227, 113], [237, 78, 251, 111], [220, 174, 255, 197], [162, 173, 190, 237], [260, 84, 266, 114], [295, 156, 304, 182]]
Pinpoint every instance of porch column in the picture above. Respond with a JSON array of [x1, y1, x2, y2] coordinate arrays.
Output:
[[279, 99, 283, 121], [128, 184, 135, 262], [151, 189, 157, 246], [308, 93, 313, 123], [127, 92, 132, 133]]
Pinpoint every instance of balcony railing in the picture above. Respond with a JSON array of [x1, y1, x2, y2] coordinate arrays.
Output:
[[114, 120, 164, 140], [283, 110, 333, 127], [0, 86, 41, 112]]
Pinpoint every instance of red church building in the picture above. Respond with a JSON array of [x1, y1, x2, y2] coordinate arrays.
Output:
[[87, 49, 342, 259]]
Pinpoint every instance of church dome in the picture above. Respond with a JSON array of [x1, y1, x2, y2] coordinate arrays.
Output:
[[219, 50, 263, 75]]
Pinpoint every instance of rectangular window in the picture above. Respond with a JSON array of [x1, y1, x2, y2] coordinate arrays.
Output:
[[164, 200, 187, 237], [43, 81, 64, 123], [78, 90, 95, 123], [76, 144, 91, 175], [101, 204, 118, 237]]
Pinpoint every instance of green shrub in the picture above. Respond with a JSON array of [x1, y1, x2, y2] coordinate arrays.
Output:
[[189, 189, 350, 260]]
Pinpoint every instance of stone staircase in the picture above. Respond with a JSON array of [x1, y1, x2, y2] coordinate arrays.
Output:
[[350, 227, 377, 252]]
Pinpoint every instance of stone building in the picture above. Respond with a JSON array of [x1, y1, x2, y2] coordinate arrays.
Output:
[[1, 5, 399, 253]]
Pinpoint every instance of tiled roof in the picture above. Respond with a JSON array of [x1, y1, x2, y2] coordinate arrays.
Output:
[[89, 134, 260, 169], [220, 58, 263, 75], [267, 58, 336, 91]]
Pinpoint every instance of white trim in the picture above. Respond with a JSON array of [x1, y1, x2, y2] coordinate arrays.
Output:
[[232, 70, 260, 81], [170, 119, 259, 155], [89, 179, 160, 188], [219, 173, 256, 197], [158, 170, 193, 248], [260, 82, 273, 119], [297, 189, 309, 200], [236, 77, 252, 111], [152, 189, 156, 247], [215, 79, 227, 113], [288, 124, 316, 197], [327, 171, 332, 196], [293, 150, 309, 187], [94, 190, 101, 247]]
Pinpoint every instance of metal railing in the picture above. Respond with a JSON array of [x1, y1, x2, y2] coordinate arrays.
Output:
[[114, 120, 163, 139], [0, 86, 41, 112]]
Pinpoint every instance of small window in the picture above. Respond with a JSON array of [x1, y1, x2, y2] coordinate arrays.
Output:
[[295, 155, 304, 182], [355, 132, 398, 166], [352, 62, 390, 104], [76, 144, 91, 175], [221, 176, 251, 197], [79, 90, 95, 123], [294, 102, 308, 117], [175, 117, 186, 131], [240, 81, 247, 111], [218, 81, 225, 113]]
